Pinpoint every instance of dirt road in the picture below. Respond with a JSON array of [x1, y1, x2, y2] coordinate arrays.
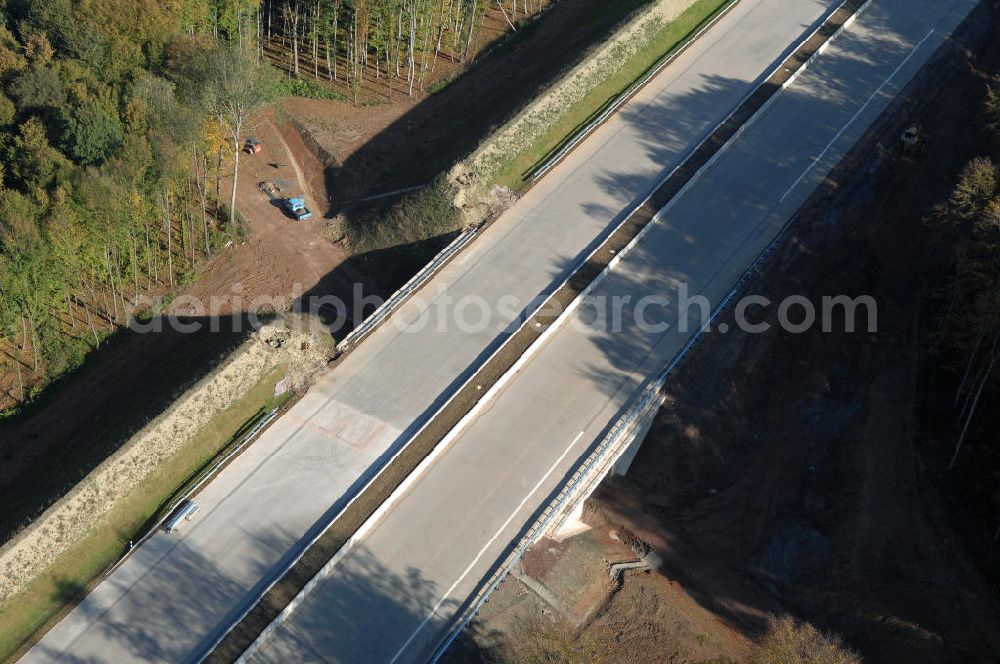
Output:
[[176, 116, 350, 316]]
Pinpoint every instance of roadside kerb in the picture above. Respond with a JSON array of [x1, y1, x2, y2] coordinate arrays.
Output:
[[204, 2, 868, 661]]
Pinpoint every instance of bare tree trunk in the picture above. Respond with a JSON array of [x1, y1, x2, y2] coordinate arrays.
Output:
[[187, 210, 195, 264], [99, 280, 112, 322], [230, 126, 243, 228], [236, 0, 243, 48], [216, 146, 224, 200], [112, 246, 128, 317], [27, 309, 38, 371], [82, 278, 105, 326], [950, 331, 1000, 470], [144, 217, 154, 288], [14, 313, 24, 400], [202, 188, 211, 256], [360, 21, 369, 69], [313, 0, 320, 79], [454, 0, 466, 54], [106, 249, 119, 322], [83, 299, 100, 347], [325, 36, 334, 81], [418, 0, 434, 90], [332, 0, 340, 81], [432, 0, 447, 72], [956, 354, 990, 426], [65, 292, 75, 330], [386, 48, 392, 99], [395, 5, 403, 77], [351, 13, 360, 102], [407, 1, 416, 96], [462, 0, 479, 63], [495, 0, 516, 31], [131, 231, 140, 305], [291, 7, 301, 77], [164, 193, 174, 288], [955, 332, 984, 405]]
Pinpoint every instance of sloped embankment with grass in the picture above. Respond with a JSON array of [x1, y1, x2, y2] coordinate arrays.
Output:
[[450, 0, 725, 219], [0, 322, 329, 659]]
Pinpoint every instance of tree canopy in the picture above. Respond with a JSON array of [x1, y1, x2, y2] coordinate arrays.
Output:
[[0, 0, 267, 406]]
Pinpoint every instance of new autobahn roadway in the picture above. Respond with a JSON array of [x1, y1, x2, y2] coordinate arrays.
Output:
[[21, 0, 975, 661], [241, 0, 977, 661]]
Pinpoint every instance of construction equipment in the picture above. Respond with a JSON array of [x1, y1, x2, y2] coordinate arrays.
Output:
[[282, 197, 312, 220], [244, 137, 262, 154]]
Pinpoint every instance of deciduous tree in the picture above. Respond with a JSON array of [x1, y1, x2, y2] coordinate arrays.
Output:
[[202, 44, 272, 226]]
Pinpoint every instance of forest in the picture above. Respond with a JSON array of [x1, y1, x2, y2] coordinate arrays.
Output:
[[919, 76, 1000, 563], [253, 0, 545, 101], [0, 0, 529, 410]]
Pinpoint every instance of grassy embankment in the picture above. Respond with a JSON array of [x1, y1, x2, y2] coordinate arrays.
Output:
[[493, 0, 734, 190], [0, 364, 290, 662]]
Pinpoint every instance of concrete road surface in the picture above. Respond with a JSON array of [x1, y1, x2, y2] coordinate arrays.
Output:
[[22, 1, 842, 662], [246, 0, 978, 661]]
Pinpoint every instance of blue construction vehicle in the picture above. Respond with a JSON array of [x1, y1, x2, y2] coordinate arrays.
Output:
[[282, 197, 312, 220]]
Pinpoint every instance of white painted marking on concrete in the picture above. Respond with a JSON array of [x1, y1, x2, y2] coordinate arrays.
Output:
[[388, 431, 587, 663], [237, 4, 885, 662], [779, 27, 936, 202]]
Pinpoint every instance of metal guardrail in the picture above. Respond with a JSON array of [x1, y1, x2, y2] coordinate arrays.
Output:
[[428, 386, 663, 661], [336, 226, 480, 352], [105, 408, 279, 576], [527, 0, 742, 182]]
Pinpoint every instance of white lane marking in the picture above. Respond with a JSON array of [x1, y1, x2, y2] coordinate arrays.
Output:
[[779, 27, 936, 203], [388, 430, 587, 664]]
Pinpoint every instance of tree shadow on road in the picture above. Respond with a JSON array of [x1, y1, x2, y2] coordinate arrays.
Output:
[[323, 0, 659, 211]]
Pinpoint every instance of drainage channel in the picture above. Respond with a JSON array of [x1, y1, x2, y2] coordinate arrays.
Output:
[[203, 2, 866, 661]]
